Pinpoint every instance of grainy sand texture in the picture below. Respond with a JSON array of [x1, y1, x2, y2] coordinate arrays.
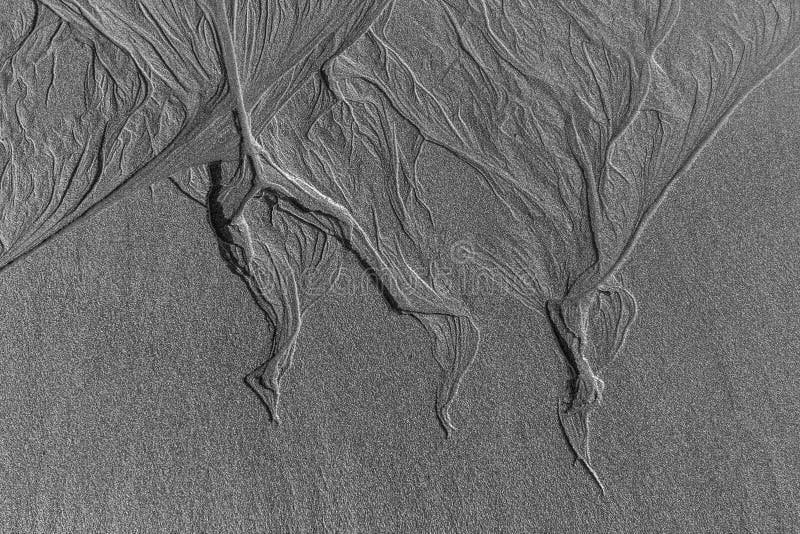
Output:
[[1, 1, 799, 532]]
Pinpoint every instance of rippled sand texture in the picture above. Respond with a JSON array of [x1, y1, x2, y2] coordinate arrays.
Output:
[[1, 0, 799, 502]]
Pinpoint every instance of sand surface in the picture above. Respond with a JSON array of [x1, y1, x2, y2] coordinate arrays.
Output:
[[1, 3, 799, 532]]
